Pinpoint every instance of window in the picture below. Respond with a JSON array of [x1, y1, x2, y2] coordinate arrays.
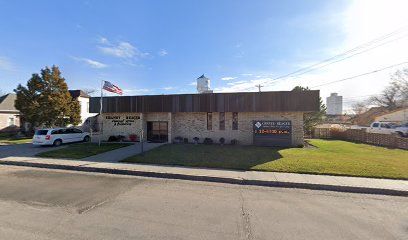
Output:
[[207, 112, 212, 130], [35, 130, 49, 135], [72, 128, 83, 133], [232, 112, 238, 130], [219, 112, 225, 130], [7, 117, 15, 126], [372, 123, 379, 128]]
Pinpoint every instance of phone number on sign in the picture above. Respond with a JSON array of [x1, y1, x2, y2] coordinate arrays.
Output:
[[254, 129, 290, 135]]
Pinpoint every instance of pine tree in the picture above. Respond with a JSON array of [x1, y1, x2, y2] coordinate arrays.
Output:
[[292, 86, 326, 135], [14, 66, 81, 131]]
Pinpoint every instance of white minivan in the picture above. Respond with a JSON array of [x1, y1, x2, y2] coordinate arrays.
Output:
[[32, 128, 91, 146]]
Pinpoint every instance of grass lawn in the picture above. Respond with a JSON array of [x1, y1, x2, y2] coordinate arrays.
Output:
[[122, 139, 408, 179], [36, 143, 132, 159], [0, 134, 32, 144]]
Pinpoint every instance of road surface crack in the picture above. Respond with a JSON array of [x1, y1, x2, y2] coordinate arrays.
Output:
[[239, 188, 253, 240]]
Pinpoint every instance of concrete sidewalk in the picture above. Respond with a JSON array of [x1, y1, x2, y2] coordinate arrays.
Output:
[[82, 142, 165, 163], [0, 156, 407, 196]]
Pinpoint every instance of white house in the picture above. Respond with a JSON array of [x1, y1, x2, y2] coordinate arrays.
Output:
[[69, 90, 97, 125]]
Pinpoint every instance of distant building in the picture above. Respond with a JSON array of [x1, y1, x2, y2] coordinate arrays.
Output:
[[196, 74, 213, 94], [374, 108, 408, 124], [69, 90, 97, 125], [0, 93, 20, 132], [326, 93, 343, 115]]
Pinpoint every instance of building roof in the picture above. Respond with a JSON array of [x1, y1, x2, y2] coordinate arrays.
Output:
[[374, 107, 408, 118], [89, 90, 320, 113], [0, 93, 19, 112], [69, 90, 91, 98], [197, 74, 207, 79]]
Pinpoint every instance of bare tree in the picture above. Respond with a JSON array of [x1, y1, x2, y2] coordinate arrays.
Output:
[[368, 68, 408, 110], [352, 102, 369, 115]]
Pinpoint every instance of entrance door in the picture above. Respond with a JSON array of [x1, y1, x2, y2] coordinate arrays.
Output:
[[147, 121, 168, 142]]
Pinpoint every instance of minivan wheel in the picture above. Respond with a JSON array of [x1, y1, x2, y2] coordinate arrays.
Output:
[[53, 139, 62, 147], [83, 136, 90, 142]]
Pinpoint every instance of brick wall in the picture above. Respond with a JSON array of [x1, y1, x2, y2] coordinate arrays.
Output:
[[173, 112, 304, 146], [343, 129, 408, 150], [101, 111, 305, 146]]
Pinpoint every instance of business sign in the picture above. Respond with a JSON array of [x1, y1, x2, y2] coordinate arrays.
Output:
[[105, 115, 140, 127], [253, 120, 292, 146]]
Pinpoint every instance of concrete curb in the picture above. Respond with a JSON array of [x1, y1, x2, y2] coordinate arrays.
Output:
[[1, 160, 407, 197]]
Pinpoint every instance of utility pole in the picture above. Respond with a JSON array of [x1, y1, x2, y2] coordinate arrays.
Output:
[[255, 84, 263, 92]]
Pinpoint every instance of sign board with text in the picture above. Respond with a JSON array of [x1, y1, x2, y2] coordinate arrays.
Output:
[[253, 120, 292, 146]]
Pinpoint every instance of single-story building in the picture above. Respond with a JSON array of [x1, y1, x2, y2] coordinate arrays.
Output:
[[0, 93, 20, 132], [89, 90, 320, 146], [374, 107, 408, 124]]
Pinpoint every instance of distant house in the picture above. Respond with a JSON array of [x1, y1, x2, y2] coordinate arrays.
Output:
[[352, 107, 408, 126], [374, 108, 408, 124], [69, 90, 97, 125], [0, 93, 20, 132]]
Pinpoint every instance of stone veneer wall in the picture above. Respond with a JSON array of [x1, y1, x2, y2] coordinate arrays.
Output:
[[102, 112, 142, 141], [172, 112, 304, 146]]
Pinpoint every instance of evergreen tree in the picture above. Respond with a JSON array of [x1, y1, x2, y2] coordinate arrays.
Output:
[[14, 66, 81, 130], [292, 86, 326, 135]]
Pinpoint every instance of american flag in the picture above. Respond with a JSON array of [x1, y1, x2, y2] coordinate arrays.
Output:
[[103, 81, 123, 95]]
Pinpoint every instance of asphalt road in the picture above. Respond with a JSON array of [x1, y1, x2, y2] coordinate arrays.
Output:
[[0, 165, 406, 240]]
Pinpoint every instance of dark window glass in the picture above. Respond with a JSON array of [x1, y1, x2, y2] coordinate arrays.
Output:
[[65, 129, 74, 134], [35, 130, 49, 135], [232, 112, 238, 130], [72, 128, 83, 133], [207, 112, 212, 130], [219, 112, 225, 130], [372, 123, 379, 127]]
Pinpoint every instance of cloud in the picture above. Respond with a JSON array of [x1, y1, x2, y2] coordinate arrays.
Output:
[[221, 76, 236, 81], [188, 81, 196, 86], [158, 49, 168, 57], [73, 57, 108, 69], [163, 87, 176, 91], [98, 39, 149, 59], [0, 57, 16, 71], [98, 36, 110, 44]]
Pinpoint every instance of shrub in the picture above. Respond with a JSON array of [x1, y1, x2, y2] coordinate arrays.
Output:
[[183, 137, 188, 143], [108, 135, 118, 142], [330, 128, 346, 139], [203, 138, 213, 145], [219, 137, 225, 145], [175, 136, 183, 143], [230, 139, 238, 145]]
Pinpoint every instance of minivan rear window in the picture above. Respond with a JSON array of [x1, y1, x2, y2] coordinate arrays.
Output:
[[35, 130, 49, 135]]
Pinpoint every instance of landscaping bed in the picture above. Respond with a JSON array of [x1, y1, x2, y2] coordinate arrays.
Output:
[[36, 143, 132, 159], [122, 139, 408, 179]]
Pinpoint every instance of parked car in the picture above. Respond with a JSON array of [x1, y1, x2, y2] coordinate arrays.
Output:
[[366, 122, 408, 137], [32, 128, 91, 146]]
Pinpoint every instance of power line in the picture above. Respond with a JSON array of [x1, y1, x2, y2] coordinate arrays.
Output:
[[243, 26, 408, 91], [310, 61, 408, 88]]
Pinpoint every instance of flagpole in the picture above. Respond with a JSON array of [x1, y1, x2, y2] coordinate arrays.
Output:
[[99, 80, 104, 147]]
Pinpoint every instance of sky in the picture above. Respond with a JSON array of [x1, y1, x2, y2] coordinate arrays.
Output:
[[0, 0, 407, 112]]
